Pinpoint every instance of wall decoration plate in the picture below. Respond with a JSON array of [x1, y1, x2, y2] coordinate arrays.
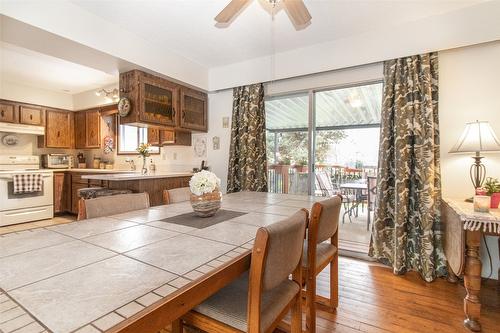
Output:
[[2, 134, 19, 146], [118, 97, 131, 117], [194, 136, 207, 158]]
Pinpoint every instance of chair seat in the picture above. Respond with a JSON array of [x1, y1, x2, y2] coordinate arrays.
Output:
[[194, 272, 299, 332], [302, 242, 337, 270]]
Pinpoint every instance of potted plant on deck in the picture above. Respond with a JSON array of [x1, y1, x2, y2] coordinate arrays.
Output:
[[292, 158, 308, 173], [484, 177, 500, 209]]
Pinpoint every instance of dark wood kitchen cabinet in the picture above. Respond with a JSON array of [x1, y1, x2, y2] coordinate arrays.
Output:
[[75, 109, 101, 149], [0, 102, 17, 123], [147, 127, 161, 145], [120, 70, 178, 127], [179, 87, 208, 132], [85, 110, 101, 148], [74, 112, 86, 149], [53, 172, 70, 214], [19, 106, 43, 126], [119, 70, 207, 132], [43, 110, 73, 148]]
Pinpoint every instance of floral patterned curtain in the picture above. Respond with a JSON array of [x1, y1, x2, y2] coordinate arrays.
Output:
[[227, 83, 268, 193], [369, 52, 447, 282]]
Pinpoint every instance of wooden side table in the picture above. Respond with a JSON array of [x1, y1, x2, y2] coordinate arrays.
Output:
[[442, 198, 500, 332]]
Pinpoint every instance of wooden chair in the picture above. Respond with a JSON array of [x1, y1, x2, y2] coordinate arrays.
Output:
[[162, 187, 191, 205], [303, 195, 342, 333], [179, 209, 308, 333], [78, 192, 150, 220]]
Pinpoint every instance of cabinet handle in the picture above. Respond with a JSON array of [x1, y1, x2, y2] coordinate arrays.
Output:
[[30, 114, 33, 120], [57, 131, 60, 137], [0, 110, 4, 117], [182, 110, 186, 119], [172, 108, 176, 117]]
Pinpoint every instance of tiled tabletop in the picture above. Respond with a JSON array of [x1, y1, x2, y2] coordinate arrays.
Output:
[[0, 192, 321, 333]]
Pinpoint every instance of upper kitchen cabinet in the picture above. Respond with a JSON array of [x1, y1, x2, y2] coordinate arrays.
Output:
[[119, 70, 178, 127], [42, 110, 73, 148], [85, 110, 101, 148], [0, 102, 17, 123], [119, 70, 207, 132], [75, 109, 103, 149], [147, 127, 160, 146], [179, 87, 208, 132], [19, 106, 43, 126]]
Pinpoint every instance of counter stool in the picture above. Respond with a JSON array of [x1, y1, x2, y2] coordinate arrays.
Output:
[[77, 188, 133, 220]]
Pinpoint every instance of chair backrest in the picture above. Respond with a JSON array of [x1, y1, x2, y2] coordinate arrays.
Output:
[[315, 171, 335, 197], [163, 187, 191, 204], [84, 192, 150, 219], [310, 195, 342, 244], [247, 209, 307, 331]]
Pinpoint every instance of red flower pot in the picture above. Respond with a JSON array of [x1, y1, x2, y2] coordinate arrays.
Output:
[[490, 193, 500, 209]]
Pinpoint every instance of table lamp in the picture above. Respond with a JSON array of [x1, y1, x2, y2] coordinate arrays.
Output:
[[449, 120, 500, 190]]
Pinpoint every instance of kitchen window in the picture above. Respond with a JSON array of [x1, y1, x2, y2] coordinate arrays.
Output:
[[117, 124, 159, 154]]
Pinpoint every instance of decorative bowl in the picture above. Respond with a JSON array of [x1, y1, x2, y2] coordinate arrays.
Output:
[[190, 188, 222, 217]]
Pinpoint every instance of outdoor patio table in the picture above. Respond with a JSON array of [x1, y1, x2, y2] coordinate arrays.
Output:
[[340, 182, 368, 222], [0, 192, 321, 333]]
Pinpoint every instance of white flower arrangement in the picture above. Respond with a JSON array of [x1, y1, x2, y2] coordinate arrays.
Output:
[[189, 170, 221, 196]]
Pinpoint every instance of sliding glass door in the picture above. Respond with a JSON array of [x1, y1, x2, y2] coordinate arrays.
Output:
[[265, 81, 382, 252], [266, 93, 310, 195]]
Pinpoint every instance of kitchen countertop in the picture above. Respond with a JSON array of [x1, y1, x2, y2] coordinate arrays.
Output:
[[46, 168, 135, 173], [82, 172, 193, 181]]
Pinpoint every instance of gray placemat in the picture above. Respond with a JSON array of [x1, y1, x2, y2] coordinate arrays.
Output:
[[160, 210, 247, 229]]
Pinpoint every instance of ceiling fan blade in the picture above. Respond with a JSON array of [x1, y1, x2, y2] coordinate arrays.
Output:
[[282, 0, 312, 26], [215, 0, 251, 23]]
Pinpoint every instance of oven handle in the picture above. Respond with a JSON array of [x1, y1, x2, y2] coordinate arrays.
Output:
[[0, 174, 53, 180], [4, 208, 49, 216]]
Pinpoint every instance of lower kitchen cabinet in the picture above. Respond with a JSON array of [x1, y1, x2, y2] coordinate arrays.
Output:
[[53, 172, 70, 214]]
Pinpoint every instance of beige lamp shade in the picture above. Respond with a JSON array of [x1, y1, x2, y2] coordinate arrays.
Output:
[[449, 120, 500, 153]]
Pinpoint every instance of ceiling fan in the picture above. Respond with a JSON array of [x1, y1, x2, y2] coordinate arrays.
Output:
[[215, 0, 312, 27]]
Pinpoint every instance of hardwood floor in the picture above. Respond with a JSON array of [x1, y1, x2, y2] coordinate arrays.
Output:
[[170, 257, 499, 333], [312, 257, 499, 333]]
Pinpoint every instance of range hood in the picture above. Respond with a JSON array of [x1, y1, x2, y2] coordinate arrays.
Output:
[[0, 122, 45, 135]]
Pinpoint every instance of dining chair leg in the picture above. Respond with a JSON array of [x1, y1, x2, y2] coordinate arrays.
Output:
[[291, 294, 302, 333], [171, 319, 183, 333], [305, 276, 316, 333], [330, 255, 338, 310]]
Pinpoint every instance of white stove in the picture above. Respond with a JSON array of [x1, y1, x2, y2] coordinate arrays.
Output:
[[0, 155, 54, 227]]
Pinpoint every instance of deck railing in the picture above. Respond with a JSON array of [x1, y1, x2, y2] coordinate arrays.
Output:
[[267, 164, 377, 195]]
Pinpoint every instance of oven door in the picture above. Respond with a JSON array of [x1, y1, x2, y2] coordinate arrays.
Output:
[[0, 172, 54, 211]]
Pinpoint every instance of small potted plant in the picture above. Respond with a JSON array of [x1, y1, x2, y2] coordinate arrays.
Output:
[[484, 177, 500, 209], [293, 158, 308, 173], [189, 170, 222, 217]]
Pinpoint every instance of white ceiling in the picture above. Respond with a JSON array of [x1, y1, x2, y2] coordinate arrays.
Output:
[[71, 0, 484, 68], [0, 42, 117, 94]]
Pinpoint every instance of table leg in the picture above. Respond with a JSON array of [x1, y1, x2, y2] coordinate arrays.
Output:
[[463, 230, 482, 332]]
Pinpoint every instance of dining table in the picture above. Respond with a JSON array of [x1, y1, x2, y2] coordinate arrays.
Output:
[[0, 191, 323, 333]]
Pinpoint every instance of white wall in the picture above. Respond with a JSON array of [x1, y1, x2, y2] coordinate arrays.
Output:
[[206, 90, 233, 193], [0, 80, 73, 109], [439, 40, 500, 279], [72, 83, 118, 110]]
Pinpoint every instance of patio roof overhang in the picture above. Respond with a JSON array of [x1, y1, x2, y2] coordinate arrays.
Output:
[[265, 82, 383, 132]]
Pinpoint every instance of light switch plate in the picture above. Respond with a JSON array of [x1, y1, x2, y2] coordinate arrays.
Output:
[[212, 136, 220, 150], [222, 117, 230, 128]]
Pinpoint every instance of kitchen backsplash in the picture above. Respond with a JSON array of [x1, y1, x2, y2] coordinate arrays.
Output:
[[0, 132, 206, 172]]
